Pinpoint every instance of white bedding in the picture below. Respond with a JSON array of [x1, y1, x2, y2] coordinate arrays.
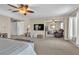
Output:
[[0, 38, 36, 55]]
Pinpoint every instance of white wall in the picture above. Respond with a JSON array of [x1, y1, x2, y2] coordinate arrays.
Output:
[[63, 17, 69, 40], [11, 22, 17, 35], [0, 15, 11, 38], [24, 17, 65, 38], [29, 19, 45, 38]]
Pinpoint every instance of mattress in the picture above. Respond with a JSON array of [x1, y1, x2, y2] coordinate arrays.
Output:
[[0, 38, 29, 55]]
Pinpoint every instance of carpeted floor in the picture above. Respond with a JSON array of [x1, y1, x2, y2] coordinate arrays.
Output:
[[0, 38, 36, 55], [34, 38, 79, 55]]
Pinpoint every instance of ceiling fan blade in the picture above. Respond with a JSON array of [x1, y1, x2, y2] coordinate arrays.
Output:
[[25, 5, 28, 8], [8, 4, 18, 8], [27, 10, 34, 13], [12, 10, 18, 12], [24, 13, 27, 15], [20, 4, 24, 7], [20, 4, 28, 9]]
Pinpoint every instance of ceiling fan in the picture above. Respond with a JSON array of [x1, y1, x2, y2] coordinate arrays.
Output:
[[8, 4, 34, 15]]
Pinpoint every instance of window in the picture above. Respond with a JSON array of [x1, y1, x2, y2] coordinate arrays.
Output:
[[60, 22, 63, 29], [68, 17, 77, 40], [17, 22, 24, 35]]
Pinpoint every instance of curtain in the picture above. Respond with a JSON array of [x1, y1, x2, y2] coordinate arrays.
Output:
[[68, 17, 73, 40], [68, 17, 77, 40]]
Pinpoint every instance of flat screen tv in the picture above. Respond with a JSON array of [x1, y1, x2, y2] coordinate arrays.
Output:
[[34, 24, 44, 30]]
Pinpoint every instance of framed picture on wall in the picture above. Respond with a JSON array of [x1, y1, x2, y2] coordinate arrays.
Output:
[[34, 24, 44, 31]]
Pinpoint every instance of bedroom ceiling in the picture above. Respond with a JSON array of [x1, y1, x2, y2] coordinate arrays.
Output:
[[0, 4, 79, 20]]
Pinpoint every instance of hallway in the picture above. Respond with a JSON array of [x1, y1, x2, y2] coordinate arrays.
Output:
[[34, 38, 79, 55]]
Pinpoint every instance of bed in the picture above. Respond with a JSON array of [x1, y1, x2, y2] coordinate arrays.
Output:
[[0, 38, 36, 55]]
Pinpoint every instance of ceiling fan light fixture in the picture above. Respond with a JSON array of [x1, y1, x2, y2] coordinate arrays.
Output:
[[8, 4, 34, 15], [19, 10, 26, 14], [18, 7, 27, 14]]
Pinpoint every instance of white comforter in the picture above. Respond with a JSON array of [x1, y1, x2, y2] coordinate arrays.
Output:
[[0, 38, 36, 55]]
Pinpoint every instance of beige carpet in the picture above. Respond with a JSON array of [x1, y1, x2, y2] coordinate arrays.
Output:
[[34, 38, 79, 55]]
